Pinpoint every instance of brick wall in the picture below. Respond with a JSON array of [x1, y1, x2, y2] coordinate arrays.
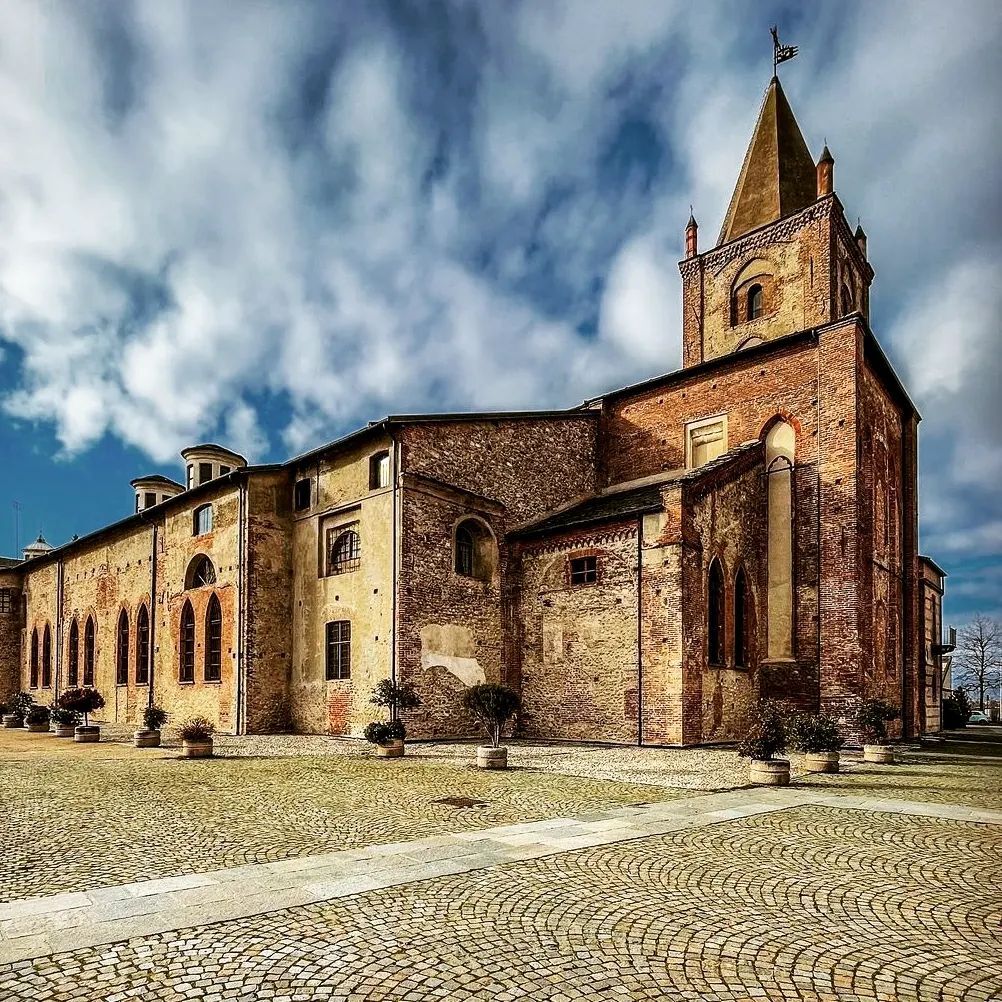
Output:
[[0, 570, 23, 702]]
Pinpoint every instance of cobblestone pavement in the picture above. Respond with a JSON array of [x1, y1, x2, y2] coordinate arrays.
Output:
[[0, 730, 684, 904], [2, 803, 999, 1002]]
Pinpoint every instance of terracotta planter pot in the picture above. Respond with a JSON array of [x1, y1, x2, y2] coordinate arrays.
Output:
[[863, 744, 895, 764], [804, 751, 840, 773], [376, 739, 404, 758], [53, 725, 76, 738], [2, 714, 23, 729], [134, 729, 161, 748], [477, 746, 508, 770], [749, 758, 790, 786], [74, 725, 100, 743], [182, 739, 213, 759], [25, 722, 50, 733]]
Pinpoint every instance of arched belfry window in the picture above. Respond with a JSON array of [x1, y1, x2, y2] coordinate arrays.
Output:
[[708, 558, 726, 666], [68, 618, 79, 687], [116, 609, 130, 685], [83, 616, 95, 686], [454, 518, 495, 582], [205, 593, 222, 682], [747, 284, 764, 320], [734, 567, 750, 668], [29, 627, 39, 688], [185, 555, 217, 589], [179, 600, 195, 683], [136, 605, 150, 685]]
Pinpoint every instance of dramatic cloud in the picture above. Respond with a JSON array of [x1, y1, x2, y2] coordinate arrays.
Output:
[[0, 0, 999, 616]]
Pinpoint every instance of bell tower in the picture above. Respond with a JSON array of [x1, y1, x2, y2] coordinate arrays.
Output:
[[679, 76, 873, 367]]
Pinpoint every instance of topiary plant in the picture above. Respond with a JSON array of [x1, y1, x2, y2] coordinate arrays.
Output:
[[179, 717, 214, 742], [363, 719, 406, 745], [737, 701, 787, 761], [787, 712, 844, 753], [57, 687, 105, 727], [856, 698, 899, 744], [370, 679, 421, 722], [461, 683, 522, 748], [142, 704, 169, 731]]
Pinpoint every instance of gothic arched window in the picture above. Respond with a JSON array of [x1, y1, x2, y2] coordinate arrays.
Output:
[[708, 558, 726, 666], [83, 617, 96, 686], [42, 624, 52, 688], [68, 618, 79, 687], [179, 601, 195, 683], [136, 605, 150, 685], [116, 609, 130, 686], [29, 628, 39, 688], [185, 555, 217, 589], [204, 594, 222, 682]]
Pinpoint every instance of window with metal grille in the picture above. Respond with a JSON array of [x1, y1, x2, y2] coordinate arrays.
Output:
[[179, 601, 195, 683], [29, 628, 39, 688], [455, 525, 475, 577], [205, 594, 222, 682], [327, 528, 361, 575], [136, 605, 150, 684], [0, 588, 11, 614], [193, 504, 213, 536], [83, 617, 95, 686], [116, 610, 129, 685], [68, 619, 79, 686], [569, 556, 597, 585], [294, 478, 312, 512], [325, 620, 351, 680]]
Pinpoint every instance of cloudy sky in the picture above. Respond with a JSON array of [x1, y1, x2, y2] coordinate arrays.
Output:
[[0, 0, 999, 624]]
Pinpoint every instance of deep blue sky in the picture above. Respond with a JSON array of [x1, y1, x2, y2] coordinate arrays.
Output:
[[0, 1, 999, 627]]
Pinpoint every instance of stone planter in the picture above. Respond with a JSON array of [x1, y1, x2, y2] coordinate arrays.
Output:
[[476, 746, 508, 770], [182, 739, 213, 759], [53, 724, 76, 738], [25, 722, 50, 733], [863, 744, 895, 764], [376, 739, 404, 758], [134, 729, 161, 748], [749, 758, 790, 786], [74, 725, 101, 743], [804, 751, 840, 774], [2, 714, 23, 729]]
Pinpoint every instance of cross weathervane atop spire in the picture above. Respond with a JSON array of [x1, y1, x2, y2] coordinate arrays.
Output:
[[770, 25, 798, 77]]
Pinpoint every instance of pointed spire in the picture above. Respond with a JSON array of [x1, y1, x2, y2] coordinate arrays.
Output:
[[854, 220, 867, 258], [816, 142, 834, 196], [685, 208, 698, 258], [717, 77, 818, 246]]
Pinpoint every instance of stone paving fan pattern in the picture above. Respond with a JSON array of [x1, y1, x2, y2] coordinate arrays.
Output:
[[2, 806, 999, 1001]]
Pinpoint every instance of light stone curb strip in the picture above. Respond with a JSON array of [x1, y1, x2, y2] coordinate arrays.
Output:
[[1, 787, 999, 965]]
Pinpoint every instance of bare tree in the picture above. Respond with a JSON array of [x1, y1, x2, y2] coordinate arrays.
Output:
[[953, 614, 1002, 710]]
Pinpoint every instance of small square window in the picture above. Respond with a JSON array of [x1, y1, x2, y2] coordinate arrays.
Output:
[[219, 465, 230, 476], [569, 556, 597, 585], [294, 478, 312, 512], [369, 451, 391, 490]]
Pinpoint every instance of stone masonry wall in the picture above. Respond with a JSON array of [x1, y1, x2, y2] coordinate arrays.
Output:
[[0, 569, 24, 702]]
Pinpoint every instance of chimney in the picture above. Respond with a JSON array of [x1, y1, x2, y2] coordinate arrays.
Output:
[[854, 222, 868, 259], [685, 211, 698, 258], [816, 145, 834, 197]]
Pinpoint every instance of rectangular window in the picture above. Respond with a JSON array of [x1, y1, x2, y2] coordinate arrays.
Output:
[[0, 589, 11, 614], [686, 416, 727, 468], [194, 504, 213, 536], [294, 478, 312, 512], [219, 465, 230, 476], [369, 451, 391, 489], [325, 620, 351, 680], [199, 462, 213, 484], [135, 494, 141, 513], [569, 556, 598, 585], [186, 464, 195, 489], [144, 492, 157, 509]]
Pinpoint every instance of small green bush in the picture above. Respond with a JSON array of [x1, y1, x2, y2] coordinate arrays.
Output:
[[50, 707, 81, 726], [179, 717, 214, 742], [142, 705, 169, 731], [787, 712, 843, 753], [461, 683, 521, 748], [12, 691, 34, 717], [856, 698, 899, 743], [24, 705, 50, 726], [363, 719, 406, 745], [738, 701, 787, 760]]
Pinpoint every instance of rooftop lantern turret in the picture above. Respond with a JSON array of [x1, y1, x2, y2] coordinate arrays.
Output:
[[23, 534, 53, 561], [131, 474, 185, 513], [180, 444, 247, 491]]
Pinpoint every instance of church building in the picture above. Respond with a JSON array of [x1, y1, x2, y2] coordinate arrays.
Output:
[[0, 77, 949, 743]]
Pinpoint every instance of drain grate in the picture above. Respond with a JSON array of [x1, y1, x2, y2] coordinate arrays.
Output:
[[434, 796, 488, 809]]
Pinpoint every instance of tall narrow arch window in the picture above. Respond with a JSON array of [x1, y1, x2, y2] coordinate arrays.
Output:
[[179, 601, 195, 683], [327, 528, 361, 575], [185, 555, 217, 589], [29, 627, 39, 688], [204, 594, 222, 682], [193, 504, 213, 536], [116, 610, 130, 685], [42, 624, 52, 687], [765, 419, 796, 659], [708, 559, 726, 666], [136, 605, 150, 685], [747, 284, 763, 320], [734, 568, 749, 668], [454, 518, 495, 581], [68, 619, 79, 687], [455, 524, 474, 577], [83, 617, 95, 686]]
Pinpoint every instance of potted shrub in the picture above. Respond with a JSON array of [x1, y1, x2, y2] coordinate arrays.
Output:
[[3, 691, 34, 728], [788, 712, 844, 773], [738, 701, 790, 785], [179, 717, 214, 758], [57, 687, 106, 743], [462, 683, 522, 770], [50, 707, 81, 738], [134, 704, 168, 748], [857, 698, 900, 764], [364, 679, 421, 758], [24, 705, 51, 733]]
